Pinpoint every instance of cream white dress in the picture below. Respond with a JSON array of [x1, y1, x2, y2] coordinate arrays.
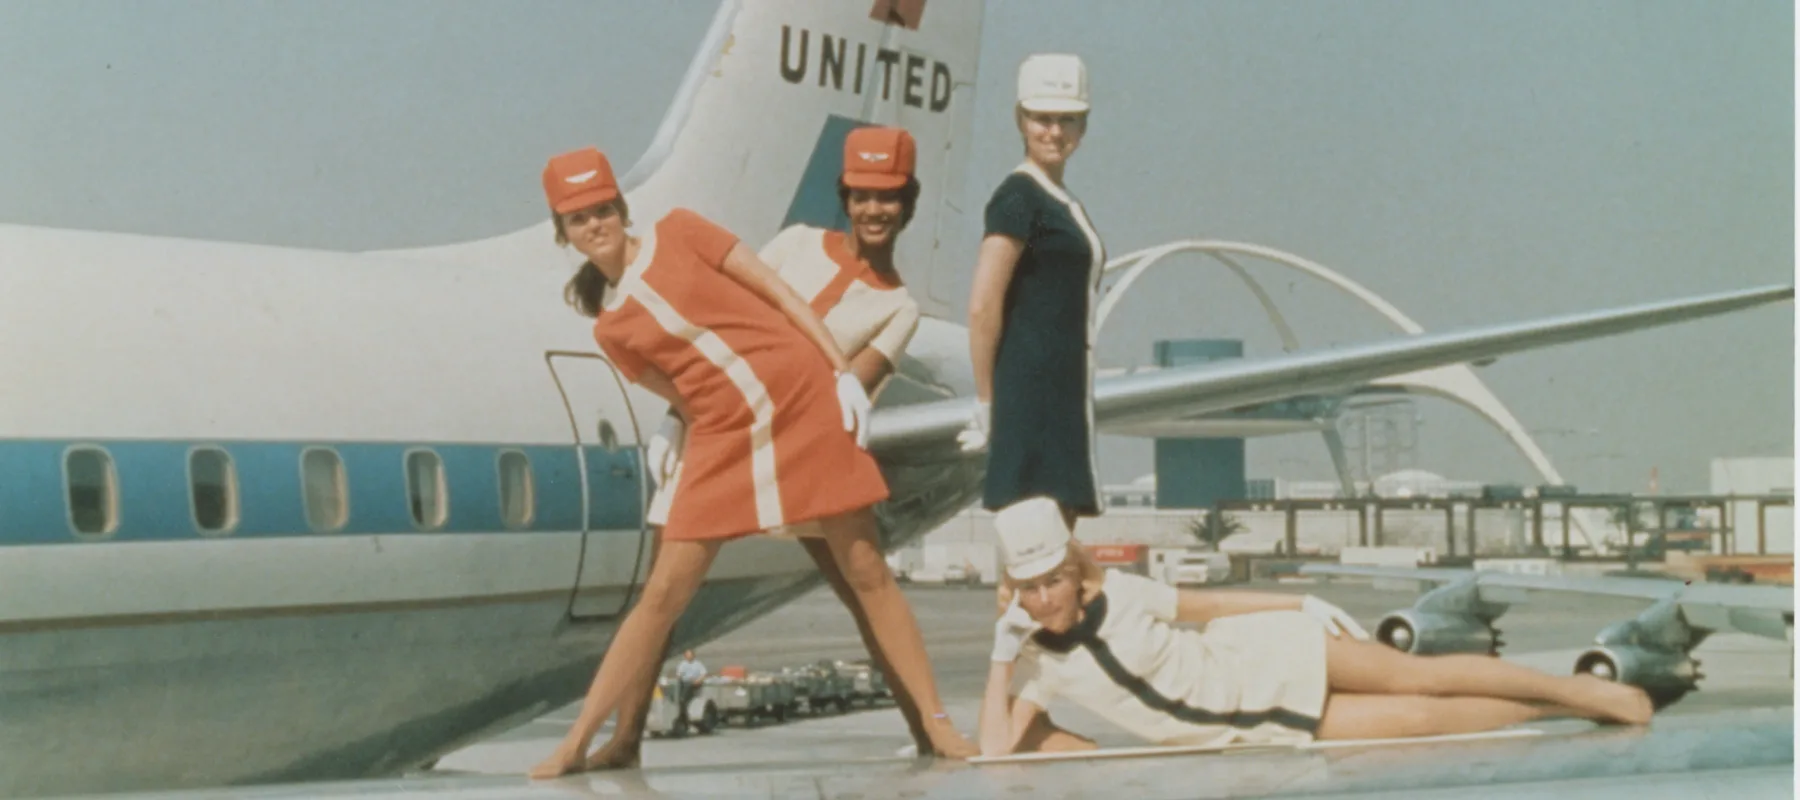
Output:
[[1013, 570, 1329, 747], [646, 224, 921, 535]]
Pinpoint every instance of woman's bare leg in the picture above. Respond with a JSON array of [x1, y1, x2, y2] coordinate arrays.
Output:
[[800, 536, 930, 750], [1324, 636, 1653, 725], [815, 508, 979, 758], [1316, 693, 1566, 740], [582, 673, 658, 770], [584, 535, 669, 771], [529, 537, 723, 779]]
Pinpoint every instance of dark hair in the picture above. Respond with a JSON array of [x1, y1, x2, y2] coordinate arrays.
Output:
[[553, 198, 632, 318], [563, 263, 608, 318], [837, 178, 921, 230]]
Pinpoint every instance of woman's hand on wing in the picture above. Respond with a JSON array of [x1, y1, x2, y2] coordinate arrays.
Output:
[[1300, 595, 1369, 640]]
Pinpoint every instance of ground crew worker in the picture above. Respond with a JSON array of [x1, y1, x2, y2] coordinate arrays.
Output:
[[671, 650, 707, 730]]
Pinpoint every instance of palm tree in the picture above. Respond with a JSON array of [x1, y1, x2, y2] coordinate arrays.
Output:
[[1187, 510, 1245, 549]]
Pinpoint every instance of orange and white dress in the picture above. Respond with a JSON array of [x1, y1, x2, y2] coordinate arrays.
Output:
[[747, 223, 924, 538], [756, 224, 922, 393], [593, 209, 890, 541]]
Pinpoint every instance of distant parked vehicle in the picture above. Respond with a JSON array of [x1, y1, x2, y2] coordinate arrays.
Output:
[[645, 676, 718, 738], [700, 670, 794, 726], [781, 661, 854, 715], [830, 658, 892, 707], [1153, 549, 1232, 586]]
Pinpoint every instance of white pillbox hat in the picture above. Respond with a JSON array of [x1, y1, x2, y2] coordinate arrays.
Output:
[[995, 496, 1073, 581], [1017, 53, 1090, 114]]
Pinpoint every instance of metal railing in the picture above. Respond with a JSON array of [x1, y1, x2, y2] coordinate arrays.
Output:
[[1205, 492, 1793, 561]]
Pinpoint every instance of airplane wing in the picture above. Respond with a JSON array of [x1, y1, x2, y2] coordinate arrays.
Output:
[[72, 707, 1794, 800], [1300, 563, 1795, 641], [868, 284, 1792, 454]]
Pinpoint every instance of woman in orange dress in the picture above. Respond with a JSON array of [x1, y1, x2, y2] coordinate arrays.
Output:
[[529, 145, 974, 778], [585, 127, 954, 769]]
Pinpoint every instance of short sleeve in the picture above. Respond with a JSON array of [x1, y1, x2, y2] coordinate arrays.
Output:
[[1011, 645, 1055, 708], [866, 297, 921, 363], [594, 328, 650, 384], [983, 175, 1036, 242], [756, 224, 809, 273], [1107, 570, 1179, 622], [664, 207, 740, 268]]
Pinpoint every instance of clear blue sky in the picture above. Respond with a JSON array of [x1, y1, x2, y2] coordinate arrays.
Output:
[[2, 0, 1791, 492]]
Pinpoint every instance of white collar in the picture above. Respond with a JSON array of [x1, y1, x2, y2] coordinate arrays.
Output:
[[1015, 159, 1077, 206]]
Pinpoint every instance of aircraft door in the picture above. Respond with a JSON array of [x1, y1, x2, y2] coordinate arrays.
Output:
[[545, 352, 654, 619]]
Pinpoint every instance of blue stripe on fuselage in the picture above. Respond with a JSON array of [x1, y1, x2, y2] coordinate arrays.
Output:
[[0, 439, 637, 544]]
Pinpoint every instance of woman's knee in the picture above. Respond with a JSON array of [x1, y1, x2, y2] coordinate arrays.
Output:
[[837, 544, 895, 594], [821, 514, 894, 594]]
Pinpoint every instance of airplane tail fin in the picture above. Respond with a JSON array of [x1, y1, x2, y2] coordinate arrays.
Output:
[[386, 0, 985, 313]]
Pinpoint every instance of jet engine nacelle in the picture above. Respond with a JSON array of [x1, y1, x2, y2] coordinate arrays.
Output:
[[1375, 610, 1501, 655], [1573, 645, 1702, 709]]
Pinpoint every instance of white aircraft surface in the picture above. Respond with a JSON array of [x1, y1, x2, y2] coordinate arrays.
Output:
[[0, 0, 1790, 797]]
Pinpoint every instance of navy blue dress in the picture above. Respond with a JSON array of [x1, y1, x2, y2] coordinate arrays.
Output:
[[981, 161, 1107, 517]]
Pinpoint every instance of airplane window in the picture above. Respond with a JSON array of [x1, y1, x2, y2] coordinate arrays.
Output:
[[406, 450, 447, 531], [64, 446, 118, 537], [301, 448, 348, 532], [497, 450, 535, 530], [596, 419, 620, 451], [189, 447, 239, 535]]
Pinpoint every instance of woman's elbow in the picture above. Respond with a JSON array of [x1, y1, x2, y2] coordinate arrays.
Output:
[[967, 302, 1000, 334]]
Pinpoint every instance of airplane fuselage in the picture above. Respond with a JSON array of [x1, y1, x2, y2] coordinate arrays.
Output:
[[0, 222, 985, 796]]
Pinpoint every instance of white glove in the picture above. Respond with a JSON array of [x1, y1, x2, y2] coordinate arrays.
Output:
[[835, 371, 873, 449], [956, 401, 990, 454], [1301, 595, 1369, 640], [991, 598, 1040, 662], [646, 412, 686, 486]]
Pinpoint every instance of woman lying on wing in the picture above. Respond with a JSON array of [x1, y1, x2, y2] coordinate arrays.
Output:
[[977, 497, 1654, 756]]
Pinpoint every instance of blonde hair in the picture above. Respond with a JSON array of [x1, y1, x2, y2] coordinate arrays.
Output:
[[996, 541, 1106, 614]]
